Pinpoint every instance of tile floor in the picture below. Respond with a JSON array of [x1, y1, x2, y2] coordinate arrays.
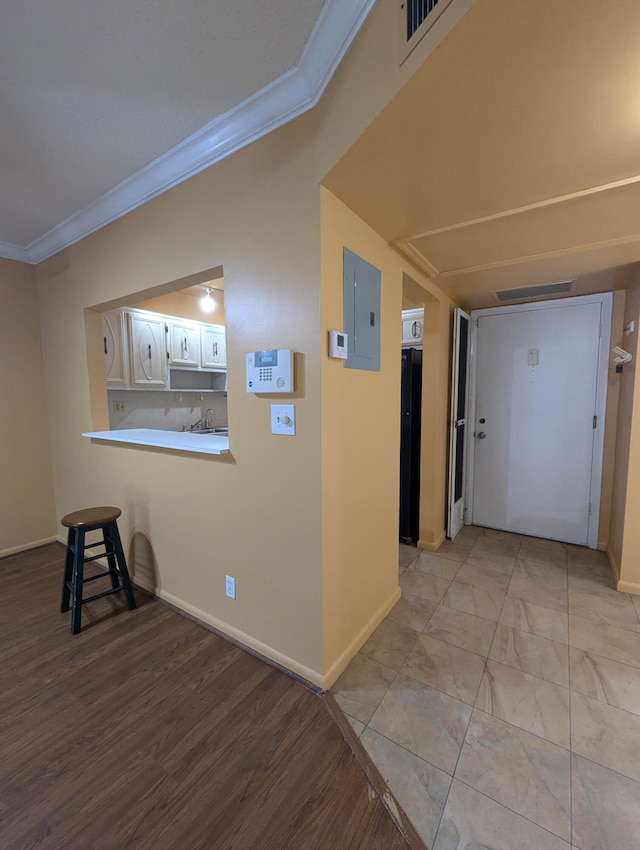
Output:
[[332, 525, 640, 850]]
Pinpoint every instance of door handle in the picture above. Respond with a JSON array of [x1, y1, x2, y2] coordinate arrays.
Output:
[[477, 431, 486, 439]]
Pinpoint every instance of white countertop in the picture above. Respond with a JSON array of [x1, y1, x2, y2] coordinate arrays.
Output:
[[82, 428, 230, 455]]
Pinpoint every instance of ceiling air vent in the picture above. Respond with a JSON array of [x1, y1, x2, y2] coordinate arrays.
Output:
[[402, 0, 455, 58], [494, 281, 573, 303]]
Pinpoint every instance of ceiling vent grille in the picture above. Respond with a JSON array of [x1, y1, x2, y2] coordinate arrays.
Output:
[[406, 0, 441, 40], [494, 281, 573, 303], [402, 0, 455, 58]]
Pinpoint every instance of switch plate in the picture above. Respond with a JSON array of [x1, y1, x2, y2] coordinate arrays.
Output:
[[113, 401, 125, 413], [527, 348, 539, 366], [225, 575, 236, 599], [271, 404, 295, 435]]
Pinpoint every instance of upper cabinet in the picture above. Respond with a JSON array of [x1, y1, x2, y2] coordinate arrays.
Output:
[[402, 308, 424, 347], [168, 320, 200, 368], [129, 312, 168, 388], [102, 308, 227, 390], [201, 325, 227, 369], [103, 309, 129, 386]]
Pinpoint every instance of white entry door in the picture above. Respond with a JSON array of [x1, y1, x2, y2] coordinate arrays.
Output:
[[469, 294, 611, 547]]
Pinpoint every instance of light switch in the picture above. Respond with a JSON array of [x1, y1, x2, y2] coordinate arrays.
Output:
[[527, 348, 539, 366], [271, 404, 295, 435]]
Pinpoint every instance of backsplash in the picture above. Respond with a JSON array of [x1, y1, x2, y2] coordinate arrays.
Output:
[[107, 390, 227, 431]]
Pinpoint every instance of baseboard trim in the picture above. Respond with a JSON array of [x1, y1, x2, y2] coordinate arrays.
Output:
[[607, 549, 621, 585], [616, 578, 640, 596], [417, 531, 446, 552], [149, 586, 325, 689], [0, 536, 58, 558], [321, 587, 401, 690]]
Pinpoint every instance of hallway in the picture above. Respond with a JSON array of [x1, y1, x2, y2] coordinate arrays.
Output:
[[332, 526, 640, 849]]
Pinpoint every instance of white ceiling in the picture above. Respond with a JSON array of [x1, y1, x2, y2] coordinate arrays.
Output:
[[1, 0, 375, 261]]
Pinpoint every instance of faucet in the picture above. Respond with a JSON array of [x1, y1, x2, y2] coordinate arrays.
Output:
[[189, 419, 204, 431], [204, 409, 214, 429]]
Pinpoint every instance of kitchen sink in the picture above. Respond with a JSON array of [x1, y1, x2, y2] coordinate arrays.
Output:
[[190, 427, 229, 434]]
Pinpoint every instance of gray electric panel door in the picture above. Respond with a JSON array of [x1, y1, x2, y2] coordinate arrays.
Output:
[[343, 248, 381, 371]]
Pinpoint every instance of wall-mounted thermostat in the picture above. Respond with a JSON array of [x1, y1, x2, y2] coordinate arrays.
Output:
[[328, 330, 348, 360], [246, 349, 294, 393]]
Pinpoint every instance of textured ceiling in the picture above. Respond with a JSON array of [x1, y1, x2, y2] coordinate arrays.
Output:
[[325, 0, 640, 308], [0, 0, 324, 246]]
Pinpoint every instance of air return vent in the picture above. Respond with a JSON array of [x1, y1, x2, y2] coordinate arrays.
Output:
[[494, 281, 573, 303], [403, 0, 454, 55]]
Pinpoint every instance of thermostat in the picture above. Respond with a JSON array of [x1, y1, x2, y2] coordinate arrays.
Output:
[[246, 349, 294, 393], [329, 330, 348, 360]]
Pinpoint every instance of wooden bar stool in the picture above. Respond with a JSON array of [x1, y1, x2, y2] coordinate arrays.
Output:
[[60, 506, 136, 634]]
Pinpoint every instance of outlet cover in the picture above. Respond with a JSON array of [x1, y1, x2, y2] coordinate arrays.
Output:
[[225, 575, 236, 599]]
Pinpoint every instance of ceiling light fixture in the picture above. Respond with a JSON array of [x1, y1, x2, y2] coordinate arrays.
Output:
[[200, 286, 216, 313]]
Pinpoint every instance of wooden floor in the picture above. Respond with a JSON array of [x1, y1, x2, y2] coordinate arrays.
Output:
[[0, 544, 407, 850]]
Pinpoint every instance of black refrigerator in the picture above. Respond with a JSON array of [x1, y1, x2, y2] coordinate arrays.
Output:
[[399, 348, 422, 543]]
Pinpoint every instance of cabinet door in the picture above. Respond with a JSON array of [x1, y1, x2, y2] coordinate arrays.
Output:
[[129, 313, 168, 387], [102, 310, 129, 386], [402, 310, 424, 345], [168, 321, 200, 367], [201, 326, 227, 368]]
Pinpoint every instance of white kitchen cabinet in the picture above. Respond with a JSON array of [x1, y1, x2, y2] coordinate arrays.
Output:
[[201, 325, 226, 369], [102, 309, 129, 386], [402, 308, 424, 347], [129, 312, 168, 387], [168, 320, 200, 367]]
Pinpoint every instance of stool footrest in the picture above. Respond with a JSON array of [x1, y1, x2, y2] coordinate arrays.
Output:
[[82, 586, 124, 604], [81, 570, 116, 585]]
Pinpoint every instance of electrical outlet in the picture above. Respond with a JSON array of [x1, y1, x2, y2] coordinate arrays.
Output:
[[113, 401, 125, 413], [225, 575, 236, 599]]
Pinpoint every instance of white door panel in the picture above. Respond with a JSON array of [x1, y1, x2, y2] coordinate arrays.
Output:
[[471, 299, 606, 546]]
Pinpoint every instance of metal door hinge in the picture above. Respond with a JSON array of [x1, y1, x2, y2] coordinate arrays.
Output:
[[598, 323, 602, 338], [588, 503, 592, 516], [593, 415, 597, 429]]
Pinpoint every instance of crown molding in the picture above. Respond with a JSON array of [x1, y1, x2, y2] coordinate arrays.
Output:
[[22, 0, 376, 265], [395, 240, 441, 278], [0, 241, 31, 263]]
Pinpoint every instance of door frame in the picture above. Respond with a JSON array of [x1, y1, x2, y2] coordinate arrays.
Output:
[[447, 308, 471, 539], [465, 292, 612, 549]]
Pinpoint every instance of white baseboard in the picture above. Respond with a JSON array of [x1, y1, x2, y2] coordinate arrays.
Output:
[[0, 536, 58, 558], [150, 585, 326, 689]]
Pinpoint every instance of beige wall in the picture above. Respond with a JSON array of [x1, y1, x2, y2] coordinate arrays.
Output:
[[320, 189, 453, 684], [609, 271, 640, 592], [36, 115, 326, 682], [0, 258, 56, 555]]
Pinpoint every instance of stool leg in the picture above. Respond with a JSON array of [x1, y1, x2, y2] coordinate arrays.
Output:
[[109, 522, 136, 610], [102, 526, 120, 590], [70, 528, 85, 635], [60, 528, 75, 613]]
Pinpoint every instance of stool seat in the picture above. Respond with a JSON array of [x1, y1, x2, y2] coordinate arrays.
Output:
[[62, 506, 122, 529], [60, 505, 136, 634]]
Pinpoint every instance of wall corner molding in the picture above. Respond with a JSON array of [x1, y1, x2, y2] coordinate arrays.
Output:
[[21, 0, 376, 265]]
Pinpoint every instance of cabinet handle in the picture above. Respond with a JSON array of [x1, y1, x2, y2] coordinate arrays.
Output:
[[104, 336, 108, 355], [148, 344, 152, 360], [214, 340, 218, 356], [412, 321, 419, 338], [183, 334, 188, 356]]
